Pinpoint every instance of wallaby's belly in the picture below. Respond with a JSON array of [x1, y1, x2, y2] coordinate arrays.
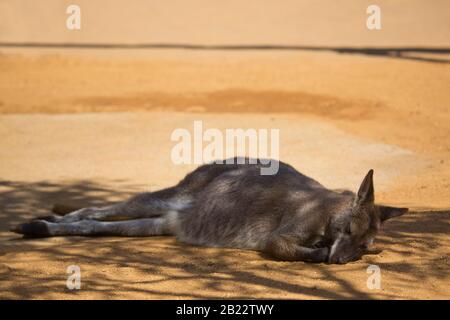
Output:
[[174, 208, 278, 250], [169, 180, 289, 250]]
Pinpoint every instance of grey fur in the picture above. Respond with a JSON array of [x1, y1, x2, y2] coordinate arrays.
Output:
[[11, 157, 408, 264]]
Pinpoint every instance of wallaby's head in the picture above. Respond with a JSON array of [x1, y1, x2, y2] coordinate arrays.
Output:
[[328, 170, 408, 264]]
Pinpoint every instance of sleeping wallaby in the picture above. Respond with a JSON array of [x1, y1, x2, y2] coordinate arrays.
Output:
[[11, 158, 407, 264]]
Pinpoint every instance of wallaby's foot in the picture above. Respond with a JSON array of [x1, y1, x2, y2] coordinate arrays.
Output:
[[10, 220, 51, 238]]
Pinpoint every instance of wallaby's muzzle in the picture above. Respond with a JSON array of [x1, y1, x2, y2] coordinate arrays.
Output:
[[328, 236, 365, 264]]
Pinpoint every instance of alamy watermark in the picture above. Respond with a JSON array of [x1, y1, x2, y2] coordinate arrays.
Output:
[[66, 5, 81, 30], [366, 264, 381, 289], [65, 4, 380, 32], [66, 265, 81, 290], [367, 5, 381, 30], [171, 121, 280, 175]]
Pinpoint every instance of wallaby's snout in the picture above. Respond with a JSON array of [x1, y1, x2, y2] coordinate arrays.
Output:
[[328, 237, 366, 264]]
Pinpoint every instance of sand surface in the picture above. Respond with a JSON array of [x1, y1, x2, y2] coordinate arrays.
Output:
[[0, 49, 449, 299], [0, 1, 449, 299]]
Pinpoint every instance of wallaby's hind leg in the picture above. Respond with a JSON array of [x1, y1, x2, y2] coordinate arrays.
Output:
[[27, 204, 82, 223], [52, 204, 82, 215], [12, 217, 171, 238], [56, 205, 137, 223], [46, 188, 190, 223], [36, 161, 232, 224], [35, 205, 132, 223]]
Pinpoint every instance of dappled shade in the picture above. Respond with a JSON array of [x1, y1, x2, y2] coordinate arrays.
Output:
[[0, 180, 448, 299]]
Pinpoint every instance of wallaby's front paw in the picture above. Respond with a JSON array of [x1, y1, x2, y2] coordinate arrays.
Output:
[[308, 247, 330, 263], [10, 220, 51, 238], [316, 247, 330, 262]]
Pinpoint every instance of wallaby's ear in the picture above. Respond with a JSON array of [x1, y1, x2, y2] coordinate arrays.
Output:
[[356, 169, 374, 205], [378, 205, 408, 222]]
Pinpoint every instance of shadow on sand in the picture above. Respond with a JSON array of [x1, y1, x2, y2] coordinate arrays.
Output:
[[0, 180, 448, 299]]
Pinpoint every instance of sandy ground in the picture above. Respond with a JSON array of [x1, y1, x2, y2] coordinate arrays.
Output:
[[0, 49, 449, 300], [0, 0, 449, 300]]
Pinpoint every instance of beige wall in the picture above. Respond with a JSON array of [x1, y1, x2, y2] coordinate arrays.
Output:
[[0, 0, 449, 46]]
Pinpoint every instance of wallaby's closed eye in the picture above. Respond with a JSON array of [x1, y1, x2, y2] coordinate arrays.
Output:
[[11, 158, 408, 264]]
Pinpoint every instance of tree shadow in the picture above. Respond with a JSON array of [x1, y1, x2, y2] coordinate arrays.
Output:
[[372, 210, 449, 281], [0, 180, 140, 227], [0, 180, 448, 299], [1, 42, 449, 64]]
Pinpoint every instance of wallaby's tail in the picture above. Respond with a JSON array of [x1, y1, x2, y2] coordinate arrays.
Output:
[[51, 203, 82, 215]]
